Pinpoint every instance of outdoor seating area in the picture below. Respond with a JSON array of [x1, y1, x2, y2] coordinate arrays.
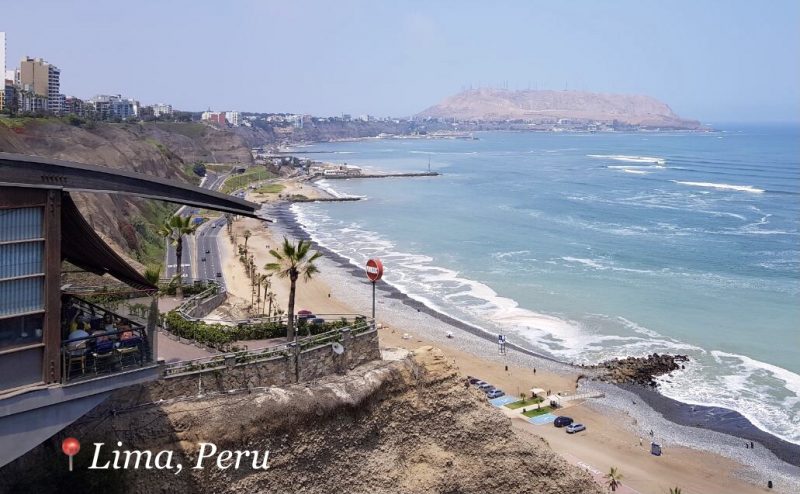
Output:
[[61, 295, 151, 382]]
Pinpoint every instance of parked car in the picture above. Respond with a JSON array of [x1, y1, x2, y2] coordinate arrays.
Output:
[[216, 272, 222, 277], [554, 416, 574, 428], [478, 382, 494, 391], [468, 377, 482, 385], [310, 318, 325, 325], [297, 309, 315, 320], [566, 423, 586, 434], [486, 389, 505, 399]]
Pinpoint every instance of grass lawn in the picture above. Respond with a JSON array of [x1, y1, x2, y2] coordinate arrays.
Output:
[[504, 397, 544, 409], [220, 168, 275, 194], [255, 183, 285, 194], [522, 406, 553, 418]]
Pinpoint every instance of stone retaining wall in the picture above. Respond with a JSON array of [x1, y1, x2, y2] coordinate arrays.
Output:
[[146, 328, 379, 402]]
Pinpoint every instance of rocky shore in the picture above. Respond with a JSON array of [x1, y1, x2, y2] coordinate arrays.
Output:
[[596, 353, 690, 386]]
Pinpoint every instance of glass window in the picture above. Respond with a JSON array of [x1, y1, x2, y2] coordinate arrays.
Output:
[[0, 278, 44, 317], [0, 313, 44, 349], [0, 241, 45, 279], [0, 207, 44, 242]]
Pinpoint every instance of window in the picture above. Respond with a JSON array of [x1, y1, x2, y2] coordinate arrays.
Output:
[[0, 207, 46, 348]]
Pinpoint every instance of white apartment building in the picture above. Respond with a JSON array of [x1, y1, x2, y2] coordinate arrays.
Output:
[[152, 103, 173, 117], [225, 111, 240, 126]]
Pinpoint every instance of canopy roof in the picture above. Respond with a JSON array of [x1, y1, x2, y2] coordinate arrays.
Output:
[[61, 193, 156, 291], [0, 152, 261, 218]]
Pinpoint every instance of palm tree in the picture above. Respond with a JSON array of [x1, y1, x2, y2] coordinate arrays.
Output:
[[265, 237, 322, 341], [243, 230, 252, 252], [605, 467, 623, 492], [265, 291, 277, 318], [261, 274, 272, 314], [158, 215, 198, 298], [668, 488, 682, 494], [144, 266, 161, 360]]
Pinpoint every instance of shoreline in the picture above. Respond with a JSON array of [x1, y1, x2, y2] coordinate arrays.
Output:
[[261, 197, 800, 480]]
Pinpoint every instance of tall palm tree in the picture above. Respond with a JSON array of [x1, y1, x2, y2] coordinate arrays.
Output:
[[243, 230, 252, 251], [262, 275, 272, 314], [668, 488, 682, 494], [265, 291, 277, 318], [265, 237, 322, 341], [144, 266, 161, 360], [605, 467, 623, 492], [158, 215, 197, 298]]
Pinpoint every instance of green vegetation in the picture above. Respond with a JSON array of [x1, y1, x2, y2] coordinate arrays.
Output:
[[505, 397, 544, 409], [220, 167, 275, 194], [205, 163, 235, 173], [521, 406, 553, 418], [255, 183, 285, 194], [149, 121, 207, 139], [132, 200, 179, 267], [163, 311, 363, 351]]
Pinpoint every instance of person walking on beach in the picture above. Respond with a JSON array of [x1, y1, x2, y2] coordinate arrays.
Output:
[[639, 437, 643, 447], [533, 368, 536, 375]]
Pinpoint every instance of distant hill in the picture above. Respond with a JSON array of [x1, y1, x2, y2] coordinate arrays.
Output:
[[417, 88, 701, 129]]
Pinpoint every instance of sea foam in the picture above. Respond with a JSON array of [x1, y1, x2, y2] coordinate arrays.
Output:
[[671, 180, 765, 193]]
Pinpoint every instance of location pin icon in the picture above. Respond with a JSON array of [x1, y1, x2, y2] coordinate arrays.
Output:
[[61, 437, 80, 471]]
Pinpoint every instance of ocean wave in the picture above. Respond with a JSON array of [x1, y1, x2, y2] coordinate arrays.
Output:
[[622, 169, 650, 175], [588, 154, 666, 165], [671, 180, 765, 193]]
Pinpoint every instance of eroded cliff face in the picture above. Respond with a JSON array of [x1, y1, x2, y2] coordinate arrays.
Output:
[[0, 120, 254, 268], [1, 347, 602, 494]]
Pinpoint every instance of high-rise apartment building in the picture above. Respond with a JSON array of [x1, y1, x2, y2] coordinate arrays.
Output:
[[19, 57, 61, 114]]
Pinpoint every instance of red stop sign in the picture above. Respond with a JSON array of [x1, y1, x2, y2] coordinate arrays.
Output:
[[366, 258, 383, 282]]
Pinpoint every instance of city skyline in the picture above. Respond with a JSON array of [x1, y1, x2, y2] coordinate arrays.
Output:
[[2, 0, 800, 122]]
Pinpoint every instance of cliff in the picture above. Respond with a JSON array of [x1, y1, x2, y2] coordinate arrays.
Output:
[[417, 88, 702, 129], [1, 347, 603, 494], [0, 118, 255, 268]]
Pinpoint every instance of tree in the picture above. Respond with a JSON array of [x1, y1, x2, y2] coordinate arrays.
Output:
[[668, 488, 682, 494], [605, 467, 623, 492], [265, 237, 322, 341], [193, 161, 207, 177], [144, 266, 161, 360], [158, 215, 198, 298], [243, 230, 252, 251], [266, 291, 277, 318]]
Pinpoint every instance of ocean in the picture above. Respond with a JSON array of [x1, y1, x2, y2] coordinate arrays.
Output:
[[288, 126, 800, 445]]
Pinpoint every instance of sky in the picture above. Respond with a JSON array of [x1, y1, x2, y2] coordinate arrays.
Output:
[[2, 1, 799, 122]]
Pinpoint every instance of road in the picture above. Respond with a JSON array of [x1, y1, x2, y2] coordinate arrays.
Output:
[[164, 171, 228, 282]]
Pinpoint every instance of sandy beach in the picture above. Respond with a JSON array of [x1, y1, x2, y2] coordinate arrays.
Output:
[[210, 178, 799, 494]]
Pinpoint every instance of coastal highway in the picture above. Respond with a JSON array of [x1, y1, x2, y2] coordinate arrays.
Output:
[[164, 171, 227, 282], [195, 216, 227, 288]]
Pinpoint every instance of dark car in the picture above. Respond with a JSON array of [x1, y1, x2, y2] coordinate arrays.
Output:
[[205, 249, 211, 253], [310, 318, 325, 325], [468, 377, 482, 385], [554, 416, 574, 428], [201, 257, 206, 262], [566, 423, 586, 434], [216, 272, 222, 277]]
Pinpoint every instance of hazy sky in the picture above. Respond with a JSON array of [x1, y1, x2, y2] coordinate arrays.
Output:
[[3, 1, 799, 122]]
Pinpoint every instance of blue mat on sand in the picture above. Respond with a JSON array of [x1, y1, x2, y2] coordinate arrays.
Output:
[[528, 413, 557, 425], [489, 395, 519, 407]]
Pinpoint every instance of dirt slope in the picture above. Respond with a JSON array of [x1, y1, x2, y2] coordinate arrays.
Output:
[[1, 347, 602, 494]]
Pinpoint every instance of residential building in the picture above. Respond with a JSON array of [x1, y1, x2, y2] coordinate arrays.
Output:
[[19, 57, 61, 114], [224, 111, 240, 126], [87, 94, 138, 120], [63, 96, 85, 117], [0, 32, 6, 95], [152, 103, 173, 117], [16, 85, 48, 114], [201, 111, 227, 125]]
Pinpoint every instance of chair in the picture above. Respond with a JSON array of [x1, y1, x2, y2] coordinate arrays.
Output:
[[92, 339, 116, 373], [116, 336, 142, 368], [66, 340, 87, 379]]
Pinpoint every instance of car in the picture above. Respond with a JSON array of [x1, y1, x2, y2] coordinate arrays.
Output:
[[478, 382, 494, 391], [216, 272, 222, 277], [554, 416, 574, 428], [310, 318, 325, 325], [566, 423, 586, 434], [205, 249, 211, 253], [201, 257, 206, 262], [486, 389, 505, 399], [468, 377, 482, 385]]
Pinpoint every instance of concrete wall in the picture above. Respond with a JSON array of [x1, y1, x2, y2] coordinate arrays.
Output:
[[147, 328, 379, 402], [182, 290, 226, 319]]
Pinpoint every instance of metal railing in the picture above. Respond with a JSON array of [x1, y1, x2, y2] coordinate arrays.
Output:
[[61, 295, 153, 383]]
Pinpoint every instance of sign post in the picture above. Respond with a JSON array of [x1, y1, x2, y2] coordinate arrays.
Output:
[[366, 258, 384, 320]]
